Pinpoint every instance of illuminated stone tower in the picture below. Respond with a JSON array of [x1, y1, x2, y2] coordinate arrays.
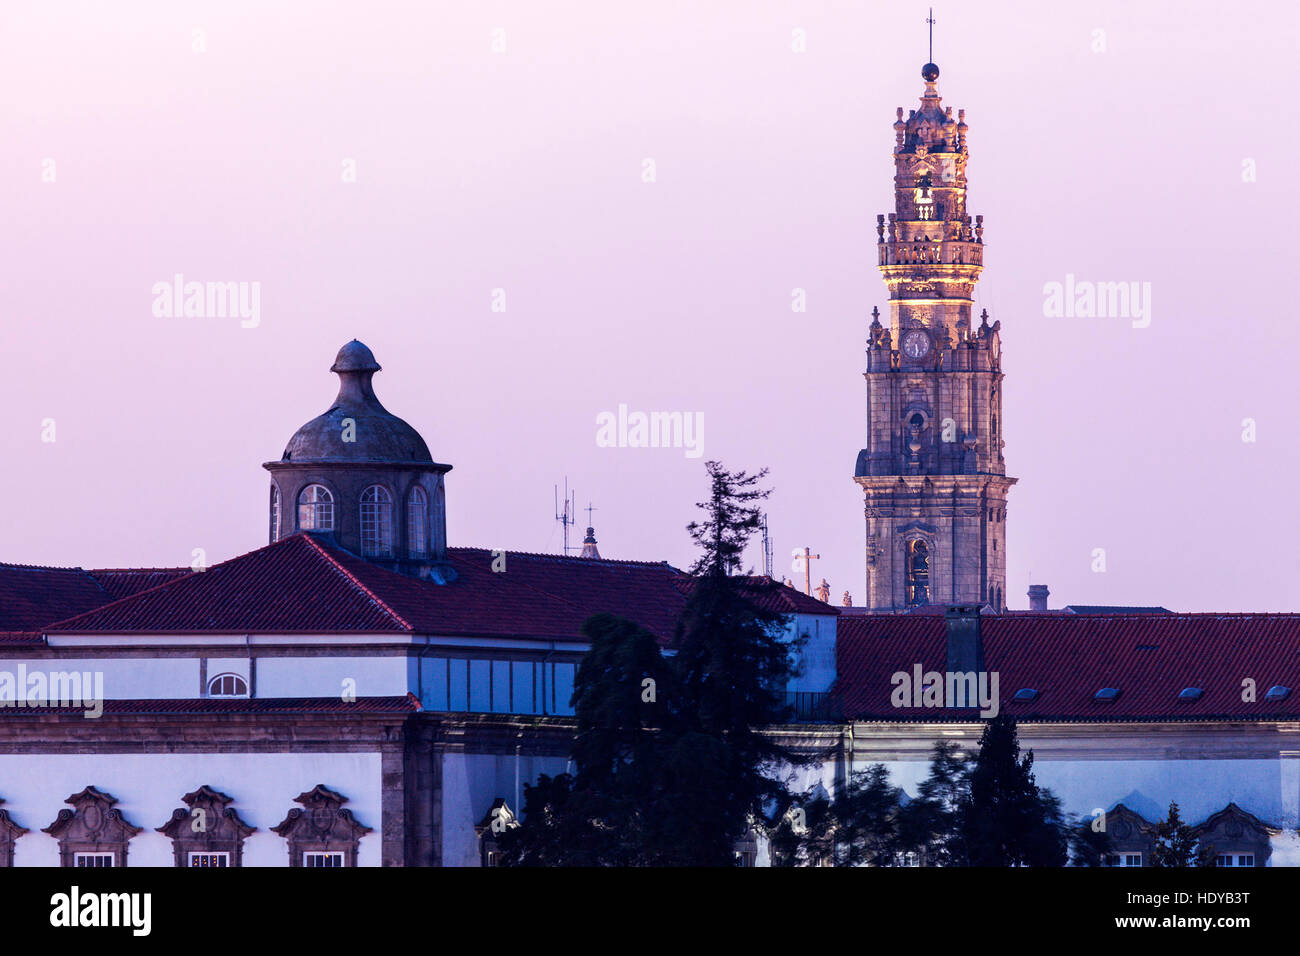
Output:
[[853, 62, 1015, 612]]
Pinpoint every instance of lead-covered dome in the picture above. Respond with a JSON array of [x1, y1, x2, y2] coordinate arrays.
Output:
[[280, 340, 433, 465]]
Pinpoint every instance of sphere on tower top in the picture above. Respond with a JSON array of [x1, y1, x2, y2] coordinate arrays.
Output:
[[921, 62, 940, 81], [330, 339, 381, 373]]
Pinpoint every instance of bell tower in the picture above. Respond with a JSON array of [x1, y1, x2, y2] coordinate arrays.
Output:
[[853, 61, 1016, 612]]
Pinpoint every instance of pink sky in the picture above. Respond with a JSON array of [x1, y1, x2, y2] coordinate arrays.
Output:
[[1, 0, 1297, 611]]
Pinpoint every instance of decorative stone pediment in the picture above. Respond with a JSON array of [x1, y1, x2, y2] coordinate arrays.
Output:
[[272, 784, 372, 867], [1193, 802, 1276, 866], [0, 799, 28, 867], [42, 786, 142, 867], [156, 785, 256, 867]]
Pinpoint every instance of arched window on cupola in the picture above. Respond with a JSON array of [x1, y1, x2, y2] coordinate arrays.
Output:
[[360, 485, 393, 557], [407, 486, 429, 559], [298, 484, 334, 531], [906, 539, 930, 606]]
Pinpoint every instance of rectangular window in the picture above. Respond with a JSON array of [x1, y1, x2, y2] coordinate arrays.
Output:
[[74, 852, 114, 867], [1216, 853, 1254, 867], [554, 662, 576, 716], [303, 852, 344, 868], [512, 661, 534, 714], [469, 659, 491, 712], [449, 658, 468, 711], [189, 852, 230, 867], [423, 657, 448, 711], [492, 660, 511, 714], [1102, 853, 1141, 867]]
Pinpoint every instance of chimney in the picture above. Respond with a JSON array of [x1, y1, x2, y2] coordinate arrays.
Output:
[[1028, 584, 1049, 612], [944, 605, 984, 677]]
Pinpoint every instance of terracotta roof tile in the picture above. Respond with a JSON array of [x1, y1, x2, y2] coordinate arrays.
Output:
[[837, 612, 1300, 722]]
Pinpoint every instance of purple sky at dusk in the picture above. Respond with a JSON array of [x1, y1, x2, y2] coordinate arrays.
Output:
[[2, 0, 1296, 611]]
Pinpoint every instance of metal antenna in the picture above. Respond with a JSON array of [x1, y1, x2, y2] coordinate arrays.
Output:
[[585, 501, 597, 528], [554, 479, 577, 554], [927, 8, 936, 62], [761, 513, 774, 580]]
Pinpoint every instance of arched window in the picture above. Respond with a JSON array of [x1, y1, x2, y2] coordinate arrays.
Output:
[[270, 485, 281, 543], [360, 485, 393, 556], [208, 673, 248, 698], [906, 539, 930, 607], [298, 485, 334, 531], [407, 486, 428, 558]]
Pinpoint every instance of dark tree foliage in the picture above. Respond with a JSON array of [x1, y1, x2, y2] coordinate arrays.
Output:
[[768, 786, 837, 867], [493, 774, 613, 867], [1150, 802, 1214, 867], [570, 613, 674, 796], [833, 765, 902, 867], [960, 715, 1068, 867], [1067, 813, 1113, 866], [668, 461, 806, 863], [501, 461, 804, 866], [895, 741, 969, 867]]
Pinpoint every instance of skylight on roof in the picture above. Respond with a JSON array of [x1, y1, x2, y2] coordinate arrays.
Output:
[[1178, 687, 1203, 701], [1266, 685, 1291, 702], [1012, 688, 1039, 702], [1094, 687, 1119, 701]]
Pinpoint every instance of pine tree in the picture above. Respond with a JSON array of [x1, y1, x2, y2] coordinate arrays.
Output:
[[1150, 802, 1213, 867], [502, 461, 805, 866], [667, 461, 806, 864], [499, 613, 674, 865], [960, 715, 1067, 866]]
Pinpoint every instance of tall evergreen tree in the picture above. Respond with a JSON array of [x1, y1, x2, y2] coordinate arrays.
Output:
[[668, 461, 806, 864], [498, 613, 675, 866], [960, 715, 1067, 866]]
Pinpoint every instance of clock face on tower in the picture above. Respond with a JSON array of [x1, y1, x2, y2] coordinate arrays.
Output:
[[901, 329, 932, 360]]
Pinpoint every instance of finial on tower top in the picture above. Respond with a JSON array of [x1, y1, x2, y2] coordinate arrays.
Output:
[[923, 7, 938, 78]]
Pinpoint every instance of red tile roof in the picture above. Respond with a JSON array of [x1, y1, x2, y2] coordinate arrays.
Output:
[[40, 534, 837, 641], [675, 575, 841, 616], [87, 568, 191, 601], [0, 563, 191, 632], [0, 563, 116, 631], [837, 612, 1300, 722]]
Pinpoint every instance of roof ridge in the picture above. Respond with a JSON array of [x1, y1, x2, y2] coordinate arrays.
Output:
[[448, 546, 676, 570], [89, 567, 190, 574], [0, 562, 89, 573], [301, 535, 414, 632]]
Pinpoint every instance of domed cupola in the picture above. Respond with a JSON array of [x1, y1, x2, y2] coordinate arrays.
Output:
[[280, 341, 434, 466], [264, 341, 455, 582]]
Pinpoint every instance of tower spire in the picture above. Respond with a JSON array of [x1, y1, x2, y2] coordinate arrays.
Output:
[[927, 8, 935, 64]]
